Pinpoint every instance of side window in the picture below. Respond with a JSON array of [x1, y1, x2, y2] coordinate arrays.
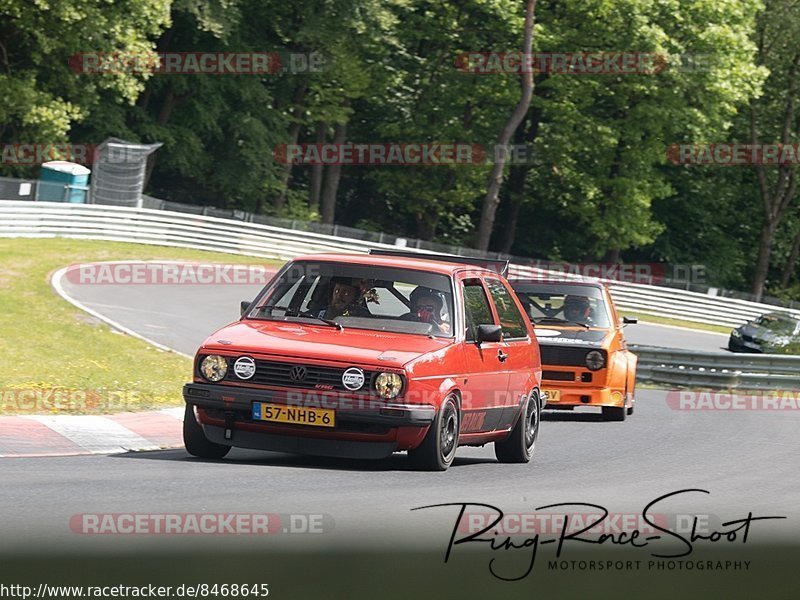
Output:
[[463, 279, 495, 342], [485, 279, 529, 340]]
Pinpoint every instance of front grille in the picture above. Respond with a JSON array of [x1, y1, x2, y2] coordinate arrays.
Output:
[[540, 346, 603, 367], [542, 370, 574, 381], [223, 358, 374, 392]]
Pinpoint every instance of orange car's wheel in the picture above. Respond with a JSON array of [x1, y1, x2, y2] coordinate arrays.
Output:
[[626, 373, 635, 416], [602, 405, 626, 421], [495, 391, 539, 463], [183, 404, 231, 459], [408, 395, 459, 471]]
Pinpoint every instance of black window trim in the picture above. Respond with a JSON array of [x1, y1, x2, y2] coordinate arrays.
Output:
[[485, 276, 530, 342]]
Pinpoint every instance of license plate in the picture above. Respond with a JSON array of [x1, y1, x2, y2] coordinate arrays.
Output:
[[252, 402, 335, 427], [542, 389, 561, 403]]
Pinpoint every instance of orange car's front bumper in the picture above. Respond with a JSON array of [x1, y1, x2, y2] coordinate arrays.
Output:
[[540, 385, 625, 408]]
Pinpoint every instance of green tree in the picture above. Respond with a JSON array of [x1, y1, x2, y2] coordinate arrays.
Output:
[[495, 0, 764, 263], [0, 0, 171, 174]]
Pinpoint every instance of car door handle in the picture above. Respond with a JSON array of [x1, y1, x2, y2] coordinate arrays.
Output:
[[497, 350, 508, 363]]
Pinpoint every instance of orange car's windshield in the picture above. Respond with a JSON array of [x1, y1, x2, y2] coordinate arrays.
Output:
[[511, 284, 612, 329], [246, 261, 455, 338]]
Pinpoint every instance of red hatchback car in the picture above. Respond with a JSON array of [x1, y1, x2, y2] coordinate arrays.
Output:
[[183, 250, 543, 470]]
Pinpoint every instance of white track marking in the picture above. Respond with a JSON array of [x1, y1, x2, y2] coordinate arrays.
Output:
[[22, 415, 161, 454], [51, 265, 192, 358], [159, 407, 185, 420]]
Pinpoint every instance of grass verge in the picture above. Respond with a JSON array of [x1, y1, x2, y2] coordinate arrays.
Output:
[[0, 238, 281, 415], [620, 311, 731, 335]]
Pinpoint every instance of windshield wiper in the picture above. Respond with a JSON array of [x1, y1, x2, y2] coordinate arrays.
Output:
[[283, 308, 344, 331], [251, 304, 343, 330], [534, 316, 589, 329]]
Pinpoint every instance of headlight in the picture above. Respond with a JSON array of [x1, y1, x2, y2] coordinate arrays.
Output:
[[585, 350, 606, 371], [200, 355, 228, 382], [374, 372, 403, 399], [731, 329, 742, 338]]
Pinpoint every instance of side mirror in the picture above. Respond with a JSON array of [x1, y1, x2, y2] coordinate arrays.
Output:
[[622, 316, 638, 325], [240, 300, 252, 316], [476, 324, 503, 344]]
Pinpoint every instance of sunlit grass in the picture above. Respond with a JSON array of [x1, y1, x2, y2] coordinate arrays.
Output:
[[0, 238, 281, 415]]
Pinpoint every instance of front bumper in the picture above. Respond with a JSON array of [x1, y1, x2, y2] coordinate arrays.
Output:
[[184, 383, 436, 426], [183, 383, 435, 458], [728, 335, 763, 353], [539, 385, 624, 408]]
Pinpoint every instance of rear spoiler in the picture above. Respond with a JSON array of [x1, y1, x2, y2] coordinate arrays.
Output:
[[369, 249, 509, 278]]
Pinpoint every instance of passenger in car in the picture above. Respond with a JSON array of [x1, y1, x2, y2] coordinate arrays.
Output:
[[324, 277, 370, 319]]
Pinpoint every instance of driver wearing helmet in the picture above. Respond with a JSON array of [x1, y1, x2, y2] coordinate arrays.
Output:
[[402, 286, 448, 333], [563, 295, 593, 326]]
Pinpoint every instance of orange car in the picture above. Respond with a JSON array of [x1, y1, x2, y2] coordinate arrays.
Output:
[[509, 279, 637, 421]]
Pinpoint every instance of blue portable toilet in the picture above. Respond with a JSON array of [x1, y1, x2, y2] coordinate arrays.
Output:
[[38, 161, 91, 203]]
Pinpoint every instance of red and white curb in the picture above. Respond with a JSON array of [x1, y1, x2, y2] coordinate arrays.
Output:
[[0, 407, 184, 458]]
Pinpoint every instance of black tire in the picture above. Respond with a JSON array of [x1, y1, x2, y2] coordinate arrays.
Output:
[[602, 405, 626, 422], [495, 391, 540, 463], [408, 395, 459, 471], [183, 404, 231, 459], [625, 379, 635, 416]]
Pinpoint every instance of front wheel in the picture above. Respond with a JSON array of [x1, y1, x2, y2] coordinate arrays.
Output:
[[408, 395, 459, 471], [495, 391, 540, 463], [602, 405, 626, 422], [183, 404, 231, 459]]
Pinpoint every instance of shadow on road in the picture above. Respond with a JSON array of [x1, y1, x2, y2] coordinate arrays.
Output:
[[541, 410, 607, 422], [111, 447, 497, 472]]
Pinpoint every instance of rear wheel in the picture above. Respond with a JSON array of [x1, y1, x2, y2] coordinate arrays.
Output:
[[495, 391, 540, 463], [183, 404, 231, 459], [408, 395, 459, 471]]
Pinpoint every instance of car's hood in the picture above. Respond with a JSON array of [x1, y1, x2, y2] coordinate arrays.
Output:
[[534, 326, 610, 348], [738, 323, 783, 342], [200, 320, 452, 368]]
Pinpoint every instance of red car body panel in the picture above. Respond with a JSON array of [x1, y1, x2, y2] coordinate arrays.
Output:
[[184, 253, 542, 460]]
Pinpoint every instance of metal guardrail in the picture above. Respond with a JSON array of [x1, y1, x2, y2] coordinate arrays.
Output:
[[2, 199, 800, 329], [630, 344, 800, 390]]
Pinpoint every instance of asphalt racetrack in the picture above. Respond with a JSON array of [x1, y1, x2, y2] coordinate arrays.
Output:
[[0, 263, 795, 597], [55, 264, 729, 355]]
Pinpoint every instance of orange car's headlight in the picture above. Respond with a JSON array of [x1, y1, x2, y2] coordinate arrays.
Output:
[[585, 350, 606, 371]]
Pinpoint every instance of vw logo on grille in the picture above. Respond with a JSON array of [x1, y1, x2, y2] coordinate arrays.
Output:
[[289, 365, 308, 382]]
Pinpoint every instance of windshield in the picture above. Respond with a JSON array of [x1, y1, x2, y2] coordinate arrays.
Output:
[[246, 261, 455, 338], [511, 283, 612, 328], [754, 313, 798, 334]]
